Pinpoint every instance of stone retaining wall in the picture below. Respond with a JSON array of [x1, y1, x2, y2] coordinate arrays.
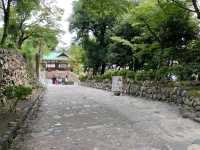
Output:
[[0, 48, 43, 149], [0, 48, 33, 106], [0, 49, 31, 87], [81, 80, 200, 111]]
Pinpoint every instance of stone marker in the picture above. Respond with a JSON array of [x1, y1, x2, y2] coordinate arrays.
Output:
[[112, 76, 123, 96]]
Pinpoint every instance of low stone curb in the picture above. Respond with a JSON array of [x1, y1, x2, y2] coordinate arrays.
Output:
[[0, 88, 45, 150]]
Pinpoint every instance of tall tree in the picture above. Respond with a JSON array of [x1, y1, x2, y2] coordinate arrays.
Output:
[[108, 22, 141, 70], [0, 0, 13, 46], [15, 0, 39, 49], [68, 43, 85, 75], [21, 25, 58, 63], [7, 0, 62, 49], [70, 0, 129, 74], [111, 0, 198, 71]]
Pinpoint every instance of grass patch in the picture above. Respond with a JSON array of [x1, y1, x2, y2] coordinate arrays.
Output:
[[186, 86, 200, 97]]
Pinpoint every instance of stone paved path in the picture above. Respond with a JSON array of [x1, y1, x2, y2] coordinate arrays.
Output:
[[9, 85, 200, 150]]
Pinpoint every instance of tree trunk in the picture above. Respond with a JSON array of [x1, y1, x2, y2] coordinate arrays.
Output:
[[192, 0, 200, 19], [0, 0, 12, 46], [17, 39, 23, 49], [1, 11, 9, 46], [93, 68, 97, 76], [35, 53, 40, 79], [101, 63, 106, 75], [93, 64, 99, 76]]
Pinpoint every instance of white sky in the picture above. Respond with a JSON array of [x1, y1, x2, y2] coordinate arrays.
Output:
[[56, 0, 74, 49]]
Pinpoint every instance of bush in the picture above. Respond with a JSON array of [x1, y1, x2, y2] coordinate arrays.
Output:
[[126, 70, 135, 80], [94, 75, 104, 81], [3, 85, 32, 112], [170, 65, 193, 81], [4, 85, 32, 100], [155, 65, 196, 81], [135, 70, 146, 81], [101, 70, 114, 80], [101, 69, 135, 80], [187, 86, 200, 97], [79, 75, 88, 81], [135, 70, 156, 81], [155, 67, 170, 80]]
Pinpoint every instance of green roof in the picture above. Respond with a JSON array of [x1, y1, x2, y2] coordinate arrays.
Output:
[[43, 51, 68, 61]]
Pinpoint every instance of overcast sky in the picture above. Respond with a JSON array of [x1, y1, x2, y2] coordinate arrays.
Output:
[[56, 0, 74, 49]]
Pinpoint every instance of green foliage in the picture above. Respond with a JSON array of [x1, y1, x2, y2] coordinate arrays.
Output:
[[79, 75, 88, 81], [135, 70, 156, 81], [184, 85, 200, 97], [4, 85, 32, 100], [184, 40, 200, 76], [108, 22, 141, 69], [155, 67, 171, 80], [188, 90, 200, 97], [0, 0, 62, 68], [82, 39, 104, 74], [155, 65, 197, 81], [70, 0, 129, 74], [3, 85, 32, 112], [92, 69, 135, 81], [27, 26, 59, 51], [126, 70, 135, 80], [187, 85, 200, 97], [68, 43, 85, 75], [71, 0, 200, 81], [19, 25, 58, 65]]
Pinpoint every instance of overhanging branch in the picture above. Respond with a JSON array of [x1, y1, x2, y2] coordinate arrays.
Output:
[[171, 0, 196, 13], [192, 0, 200, 19]]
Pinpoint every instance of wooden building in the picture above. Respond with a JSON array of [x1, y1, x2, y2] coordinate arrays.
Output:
[[41, 51, 71, 80]]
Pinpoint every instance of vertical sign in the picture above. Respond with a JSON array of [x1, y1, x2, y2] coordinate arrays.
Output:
[[112, 76, 123, 93]]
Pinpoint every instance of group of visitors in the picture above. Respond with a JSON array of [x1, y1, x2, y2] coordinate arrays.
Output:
[[52, 75, 68, 85]]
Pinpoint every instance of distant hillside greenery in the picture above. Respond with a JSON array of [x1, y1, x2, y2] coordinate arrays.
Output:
[[69, 0, 200, 81]]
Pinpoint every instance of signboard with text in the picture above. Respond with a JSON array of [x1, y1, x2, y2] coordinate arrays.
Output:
[[112, 76, 123, 92]]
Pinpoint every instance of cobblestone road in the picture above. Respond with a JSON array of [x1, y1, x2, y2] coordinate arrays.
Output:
[[9, 85, 200, 150]]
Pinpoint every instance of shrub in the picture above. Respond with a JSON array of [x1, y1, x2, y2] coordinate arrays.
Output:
[[187, 86, 200, 97], [3, 85, 32, 112], [126, 70, 135, 80], [135, 70, 146, 81], [94, 75, 104, 81], [101, 70, 113, 80], [155, 65, 195, 81], [155, 67, 170, 80], [4, 85, 32, 100], [117, 69, 127, 77], [135, 70, 156, 81], [101, 69, 135, 80], [170, 65, 193, 81], [145, 70, 156, 80], [82, 69, 136, 81], [79, 75, 88, 81]]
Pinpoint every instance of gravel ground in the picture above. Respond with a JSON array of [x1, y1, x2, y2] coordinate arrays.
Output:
[[9, 85, 200, 150]]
